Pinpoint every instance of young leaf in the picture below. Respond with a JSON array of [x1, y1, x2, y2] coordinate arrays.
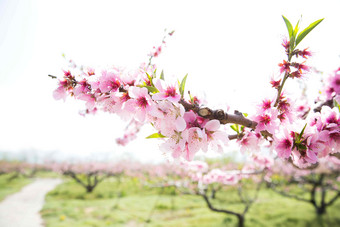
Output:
[[137, 85, 159, 93], [160, 70, 165, 80], [145, 72, 154, 86], [179, 74, 188, 97], [145, 86, 159, 93], [290, 35, 296, 52], [293, 20, 300, 37], [230, 124, 239, 133], [298, 123, 307, 141], [282, 15, 293, 38], [295, 18, 324, 47], [146, 132, 166, 139]]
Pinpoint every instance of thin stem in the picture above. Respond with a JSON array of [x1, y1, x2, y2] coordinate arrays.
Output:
[[274, 50, 294, 107], [274, 74, 289, 107]]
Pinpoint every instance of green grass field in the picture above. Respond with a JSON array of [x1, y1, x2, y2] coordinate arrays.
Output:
[[0, 173, 33, 201], [41, 176, 340, 227]]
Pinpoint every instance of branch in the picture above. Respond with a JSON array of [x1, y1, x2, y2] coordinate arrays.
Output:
[[65, 171, 87, 189], [239, 172, 265, 216], [48, 74, 57, 79], [325, 191, 340, 207], [179, 99, 257, 128], [313, 99, 334, 112], [200, 192, 242, 217], [269, 183, 310, 203]]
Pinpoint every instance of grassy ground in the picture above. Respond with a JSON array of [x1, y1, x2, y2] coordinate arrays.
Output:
[[41, 176, 340, 227], [0, 173, 33, 201], [0, 170, 62, 201]]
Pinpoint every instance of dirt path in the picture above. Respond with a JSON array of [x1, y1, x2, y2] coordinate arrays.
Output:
[[0, 178, 62, 227]]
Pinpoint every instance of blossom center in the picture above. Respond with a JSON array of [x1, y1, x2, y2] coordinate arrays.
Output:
[[120, 92, 130, 102], [110, 80, 120, 91], [335, 78, 340, 85], [259, 114, 271, 125], [165, 86, 176, 97], [283, 139, 292, 149], [137, 97, 148, 108]]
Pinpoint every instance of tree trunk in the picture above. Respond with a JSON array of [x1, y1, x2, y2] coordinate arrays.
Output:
[[236, 214, 245, 227], [211, 189, 217, 199], [316, 206, 326, 215], [86, 186, 94, 193]]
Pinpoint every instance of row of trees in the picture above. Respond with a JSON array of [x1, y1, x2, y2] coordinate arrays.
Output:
[[1, 156, 338, 226]]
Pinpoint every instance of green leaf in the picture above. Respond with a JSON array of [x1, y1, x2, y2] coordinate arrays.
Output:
[[144, 86, 159, 93], [295, 18, 324, 47], [146, 72, 152, 80], [146, 132, 166, 139], [145, 72, 154, 86], [242, 113, 248, 117], [296, 143, 307, 151], [230, 124, 239, 133], [160, 70, 165, 80], [293, 20, 300, 37], [179, 74, 188, 98], [282, 15, 293, 38], [137, 85, 159, 93], [188, 91, 194, 103], [298, 123, 307, 141], [290, 35, 296, 52]]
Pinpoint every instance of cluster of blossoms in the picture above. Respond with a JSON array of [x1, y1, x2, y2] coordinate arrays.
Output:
[[182, 155, 270, 187], [116, 119, 144, 146], [271, 49, 340, 167], [53, 56, 228, 162], [52, 17, 339, 168], [323, 67, 340, 103], [237, 33, 340, 168], [49, 161, 125, 176]]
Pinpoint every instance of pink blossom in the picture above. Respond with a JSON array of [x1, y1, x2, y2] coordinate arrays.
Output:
[[306, 131, 328, 158], [329, 71, 340, 95], [53, 79, 70, 101], [278, 60, 291, 74], [292, 62, 310, 74], [152, 78, 181, 103], [185, 127, 205, 161], [160, 130, 188, 159], [239, 131, 262, 153], [202, 169, 240, 185], [282, 39, 290, 51], [152, 101, 186, 137], [124, 86, 161, 122], [270, 78, 281, 89], [185, 160, 209, 173], [202, 120, 229, 153], [259, 99, 273, 111], [297, 48, 312, 59], [252, 154, 273, 170], [149, 46, 162, 57], [77, 93, 96, 110], [252, 108, 279, 134], [274, 129, 293, 159], [73, 79, 91, 96], [53, 84, 68, 101], [99, 70, 121, 93]]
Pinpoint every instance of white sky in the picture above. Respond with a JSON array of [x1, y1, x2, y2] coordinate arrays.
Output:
[[0, 0, 340, 163]]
